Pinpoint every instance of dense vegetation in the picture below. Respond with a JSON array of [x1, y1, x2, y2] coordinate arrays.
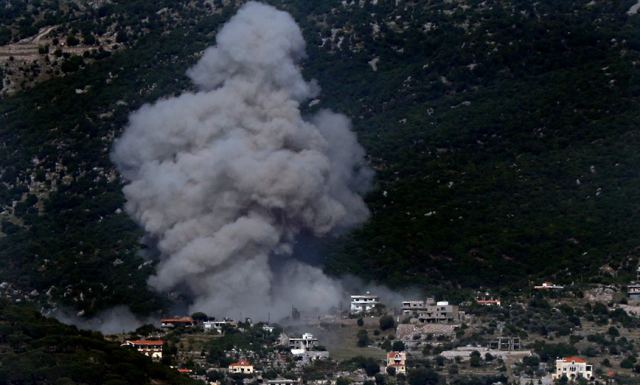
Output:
[[0, 300, 198, 385], [2, 0, 640, 316], [0, 1, 235, 315]]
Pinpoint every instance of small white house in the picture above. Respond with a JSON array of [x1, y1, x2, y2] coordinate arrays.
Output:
[[121, 339, 164, 361], [552, 357, 594, 381], [228, 360, 254, 374], [350, 292, 380, 314]]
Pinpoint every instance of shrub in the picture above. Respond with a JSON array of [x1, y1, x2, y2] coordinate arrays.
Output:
[[392, 340, 405, 352], [379, 315, 396, 331], [407, 368, 439, 385]]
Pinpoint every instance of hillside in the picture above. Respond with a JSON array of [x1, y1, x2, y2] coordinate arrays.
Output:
[[1, 0, 640, 316], [0, 300, 198, 385]]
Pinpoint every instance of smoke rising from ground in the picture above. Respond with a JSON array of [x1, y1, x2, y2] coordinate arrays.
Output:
[[112, 2, 373, 321], [50, 306, 153, 334]]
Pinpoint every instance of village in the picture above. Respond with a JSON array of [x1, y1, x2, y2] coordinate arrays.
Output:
[[107, 267, 640, 385]]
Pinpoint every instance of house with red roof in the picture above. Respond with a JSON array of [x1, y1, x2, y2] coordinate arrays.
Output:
[[552, 356, 594, 381], [386, 351, 406, 374], [228, 359, 254, 374]]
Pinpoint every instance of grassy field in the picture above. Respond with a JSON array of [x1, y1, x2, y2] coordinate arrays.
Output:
[[285, 317, 392, 362]]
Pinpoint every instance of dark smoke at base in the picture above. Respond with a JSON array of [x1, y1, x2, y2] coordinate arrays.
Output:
[[111, 2, 374, 321]]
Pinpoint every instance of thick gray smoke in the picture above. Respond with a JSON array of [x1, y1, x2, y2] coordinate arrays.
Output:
[[112, 2, 372, 321]]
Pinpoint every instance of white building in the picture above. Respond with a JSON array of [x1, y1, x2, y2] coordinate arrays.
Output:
[[386, 351, 407, 374], [267, 379, 299, 385], [121, 339, 163, 361], [552, 357, 594, 381], [289, 333, 319, 354], [203, 320, 236, 333], [350, 292, 380, 314], [534, 282, 564, 290], [228, 360, 254, 374], [402, 298, 465, 323]]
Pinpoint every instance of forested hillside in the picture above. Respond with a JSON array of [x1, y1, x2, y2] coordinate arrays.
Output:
[[1, 0, 640, 315], [0, 300, 198, 385]]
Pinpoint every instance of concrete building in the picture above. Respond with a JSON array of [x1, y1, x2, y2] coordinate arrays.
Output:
[[552, 357, 594, 381], [534, 282, 564, 290], [401, 298, 436, 315], [228, 360, 254, 374], [267, 379, 299, 385], [386, 351, 407, 374], [203, 320, 236, 333], [628, 283, 640, 301], [628, 266, 640, 301], [440, 345, 532, 361], [350, 292, 380, 314], [289, 333, 319, 354], [489, 337, 521, 351], [121, 339, 164, 361], [416, 301, 463, 324]]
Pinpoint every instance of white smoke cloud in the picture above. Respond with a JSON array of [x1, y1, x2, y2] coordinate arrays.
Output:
[[111, 2, 373, 321], [50, 306, 154, 334]]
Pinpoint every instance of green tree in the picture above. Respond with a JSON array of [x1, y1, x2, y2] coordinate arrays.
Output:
[[66, 35, 79, 46], [392, 340, 405, 352], [379, 315, 396, 331], [357, 330, 370, 347], [469, 350, 481, 367], [407, 368, 439, 385]]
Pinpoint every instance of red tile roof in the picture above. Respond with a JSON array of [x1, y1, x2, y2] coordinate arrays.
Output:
[[127, 339, 164, 346], [161, 316, 193, 323], [562, 356, 587, 363], [230, 360, 252, 367]]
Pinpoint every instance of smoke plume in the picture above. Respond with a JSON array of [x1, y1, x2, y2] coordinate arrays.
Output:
[[112, 2, 372, 320]]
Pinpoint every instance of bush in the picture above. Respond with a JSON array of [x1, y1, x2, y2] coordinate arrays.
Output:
[[379, 315, 396, 331], [407, 368, 439, 385], [392, 340, 405, 352], [66, 35, 79, 46], [357, 330, 370, 347]]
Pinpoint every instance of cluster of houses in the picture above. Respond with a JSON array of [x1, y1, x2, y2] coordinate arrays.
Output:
[[117, 290, 606, 384]]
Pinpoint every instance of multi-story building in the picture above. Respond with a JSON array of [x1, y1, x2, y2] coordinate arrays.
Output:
[[203, 320, 236, 333], [401, 298, 436, 315], [288, 333, 319, 354], [628, 283, 640, 301], [228, 360, 254, 374], [386, 351, 407, 374], [489, 337, 521, 351], [121, 339, 164, 361], [552, 357, 594, 381], [350, 292, 380, 314], [416, 301, 463, 324], [628, 265, 640, 301]]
